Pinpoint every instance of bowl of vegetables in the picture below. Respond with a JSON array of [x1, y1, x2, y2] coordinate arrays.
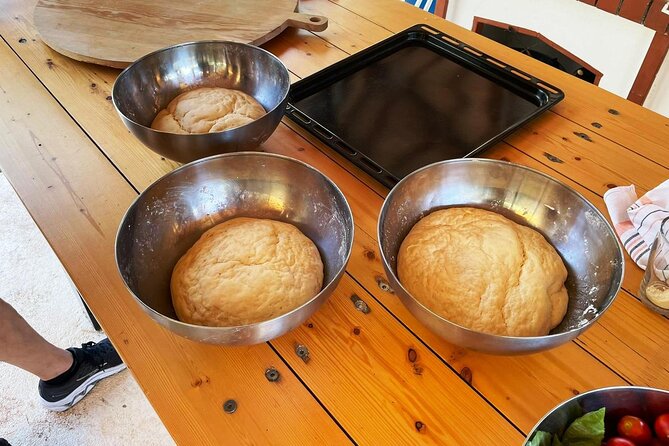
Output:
[[525, 386, 669, 445]]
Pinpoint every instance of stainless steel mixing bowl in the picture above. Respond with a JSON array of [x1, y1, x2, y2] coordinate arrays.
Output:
[[378, 158, 624, 355], [112, 41, 290, 163], [525, 386, 669, 444], [115, 152, 354, 345]]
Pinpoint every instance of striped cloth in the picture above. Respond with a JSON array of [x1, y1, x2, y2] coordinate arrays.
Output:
[[603, 180, 669, 270]]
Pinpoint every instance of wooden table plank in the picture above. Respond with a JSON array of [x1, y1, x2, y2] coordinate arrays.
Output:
[[272, 274, 524, 444], [346, 227, 629, 433], [0, 38, 353, 446], [5, 0, 667, 223], [2, 35, 652, 438], [268, 123, 669, 423], [3, 11, 666, 436], [576, 290, 669, 387], [299, 0, 391, 52], [0, 28, 624, 442], [2, 0, 668, 444], [250, 130, 669, 431], [0, 15, 532, 446], [0, 2, 531, 442], [505, 114, 668, 196], [0, 0, 179, 191]]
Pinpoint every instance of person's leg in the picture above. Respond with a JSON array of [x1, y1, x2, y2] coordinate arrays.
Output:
[[0, 297, 126, 411], [0, 298, 73, 380]]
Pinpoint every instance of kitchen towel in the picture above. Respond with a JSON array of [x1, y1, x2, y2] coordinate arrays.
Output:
[[603, 180, 669, 270]]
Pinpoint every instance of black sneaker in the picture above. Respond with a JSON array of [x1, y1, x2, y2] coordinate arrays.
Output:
[[38, 338, 126, 411]]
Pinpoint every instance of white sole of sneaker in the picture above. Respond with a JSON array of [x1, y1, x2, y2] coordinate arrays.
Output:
[[39, 363, 127, 412]]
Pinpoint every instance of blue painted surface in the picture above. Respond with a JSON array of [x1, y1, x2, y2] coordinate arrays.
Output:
[[404, 0, 436, 14]]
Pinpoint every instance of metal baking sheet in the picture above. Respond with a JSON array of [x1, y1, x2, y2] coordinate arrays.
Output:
[[285, 24, 565, 188]]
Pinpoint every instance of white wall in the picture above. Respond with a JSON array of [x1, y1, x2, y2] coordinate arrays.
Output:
[[645, 53, 669, 117], [445, 0, 659, 103]]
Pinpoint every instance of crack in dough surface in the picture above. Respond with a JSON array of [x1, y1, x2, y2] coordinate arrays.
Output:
[[397, 207, 568, 336]]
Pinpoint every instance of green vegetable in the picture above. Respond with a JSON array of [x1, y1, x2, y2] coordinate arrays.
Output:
[[526, 407, 605, 446], [561, 407, 605, 446], [527, 431, 552, 446], [526, 431, 565, 446]]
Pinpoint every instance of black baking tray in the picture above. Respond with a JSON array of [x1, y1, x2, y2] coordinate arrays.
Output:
[[285, 24, 564, 188]]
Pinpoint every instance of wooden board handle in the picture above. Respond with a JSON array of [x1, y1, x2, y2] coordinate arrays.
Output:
[[286, 13, 328, 32]]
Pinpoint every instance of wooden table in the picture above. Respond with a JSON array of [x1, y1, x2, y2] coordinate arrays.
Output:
[[1, 0, 668, 444]]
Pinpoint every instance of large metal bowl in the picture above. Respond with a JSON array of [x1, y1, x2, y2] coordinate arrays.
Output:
[[115, 152, 354, 345], [525, 386, 669, 444], [112, 41, 290, 163], [378, 158, 624, 354]]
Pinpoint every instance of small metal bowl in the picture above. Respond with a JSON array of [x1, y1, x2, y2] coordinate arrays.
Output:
[[378, 158, 624, 355], [525, 386, 669, 444], [112, 41, 290, 163], [115, 152, 354, 345]]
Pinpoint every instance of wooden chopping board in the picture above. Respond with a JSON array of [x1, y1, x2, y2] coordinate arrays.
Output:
[[34, 0, 328, 68]]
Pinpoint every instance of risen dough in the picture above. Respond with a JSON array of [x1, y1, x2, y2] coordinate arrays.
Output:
[[151, 87, 266, 134], [171, 218, 324, 326], [397, 207, 568, 336]]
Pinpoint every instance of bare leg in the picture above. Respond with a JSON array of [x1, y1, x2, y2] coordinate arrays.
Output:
[[0, 298, 73, 380]]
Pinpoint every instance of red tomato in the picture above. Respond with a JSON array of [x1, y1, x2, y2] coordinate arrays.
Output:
[[649, 439, 664, 446], [606, 437, 638, 446], [655, 413, 669, 444], [618, 415, 652, 445]]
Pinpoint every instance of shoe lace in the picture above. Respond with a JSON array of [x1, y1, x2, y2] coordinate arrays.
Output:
[[80, 341, 112, 367]]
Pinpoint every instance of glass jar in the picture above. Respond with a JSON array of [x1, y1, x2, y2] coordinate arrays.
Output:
[[639, 222, 669, 316]]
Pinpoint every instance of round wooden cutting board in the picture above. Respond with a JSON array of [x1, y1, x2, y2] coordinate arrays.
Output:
[[34, 0, 328, 68]]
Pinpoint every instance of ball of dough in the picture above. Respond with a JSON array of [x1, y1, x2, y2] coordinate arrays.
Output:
[[151, 87, 266, 134], [171, 218, 324, 326], [397, 207, 568, 336]]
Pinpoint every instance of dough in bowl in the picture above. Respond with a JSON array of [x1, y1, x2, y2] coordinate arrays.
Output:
[[397, 207, 568, 336], [151, 87, 266, 134], [171, 217, 324, 326]]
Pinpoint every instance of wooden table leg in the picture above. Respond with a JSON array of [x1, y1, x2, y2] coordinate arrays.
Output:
[[78, 293, 101, 332]]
